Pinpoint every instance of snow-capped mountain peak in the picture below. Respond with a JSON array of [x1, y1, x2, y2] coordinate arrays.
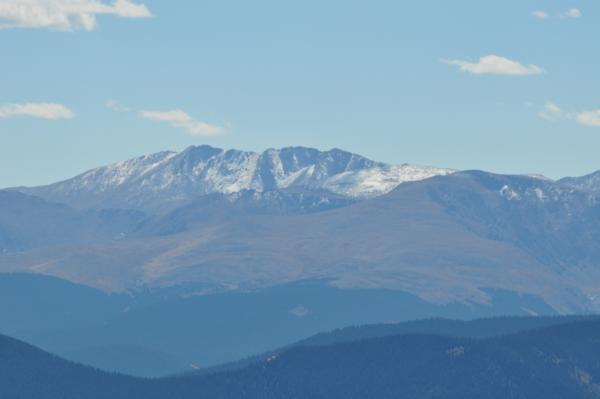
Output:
[[16, 145, 455, 212]]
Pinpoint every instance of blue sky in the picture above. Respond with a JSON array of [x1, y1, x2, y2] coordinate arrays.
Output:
[[1, 0, 599, 187]]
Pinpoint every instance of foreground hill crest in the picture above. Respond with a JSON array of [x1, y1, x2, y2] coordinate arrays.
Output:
[[16, 145, 454, 212]]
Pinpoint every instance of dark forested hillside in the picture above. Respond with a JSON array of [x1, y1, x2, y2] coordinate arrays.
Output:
[[204, 320, 600, 399], [3, 317, 600, 399], [295, 314, 598, 347], [203, 314, 596, 375]]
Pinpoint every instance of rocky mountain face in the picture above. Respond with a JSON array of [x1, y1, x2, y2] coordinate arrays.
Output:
[[559, 170, 600, 195], [14, 145, 454, 213], [426, 171, 600, 270]]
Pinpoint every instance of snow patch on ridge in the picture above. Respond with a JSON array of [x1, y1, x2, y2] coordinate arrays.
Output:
[[324, 164, 455, 198]]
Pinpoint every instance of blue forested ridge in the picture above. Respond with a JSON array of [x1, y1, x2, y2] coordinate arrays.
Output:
[[2, 317, 600, 398]]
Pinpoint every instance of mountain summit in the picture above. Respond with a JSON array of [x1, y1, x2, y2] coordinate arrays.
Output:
[[16, 146, 454, 212]]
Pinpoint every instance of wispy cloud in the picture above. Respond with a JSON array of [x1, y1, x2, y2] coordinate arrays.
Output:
[[575, 110, 600, 127], [0, 0, 151, 31], [141, 110, 223, 136], [537, 102, 600, 128], [561, 8, 582, 19], [0, 103, 74, 120], [538, 102, 563, 121], [105, 99, 131, 113], [532, 8, 582, 20], [443, 55, 545, 76]]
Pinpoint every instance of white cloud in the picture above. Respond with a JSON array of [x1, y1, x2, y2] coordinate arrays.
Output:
[[0, 0, 151, 31], [532, 10, 549, 20], [536, 102, 600, 128], [576, 110, 600, 127], [0, 103, 74, 119], [105, 99, 131, 112], [443, 55, 545, 76], [141, 110, 223, 136], [538, 102, 563, 121], [561, 8, 582, 19]]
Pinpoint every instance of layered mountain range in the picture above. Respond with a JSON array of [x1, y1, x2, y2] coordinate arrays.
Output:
[[2, 145, 600, 314]]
